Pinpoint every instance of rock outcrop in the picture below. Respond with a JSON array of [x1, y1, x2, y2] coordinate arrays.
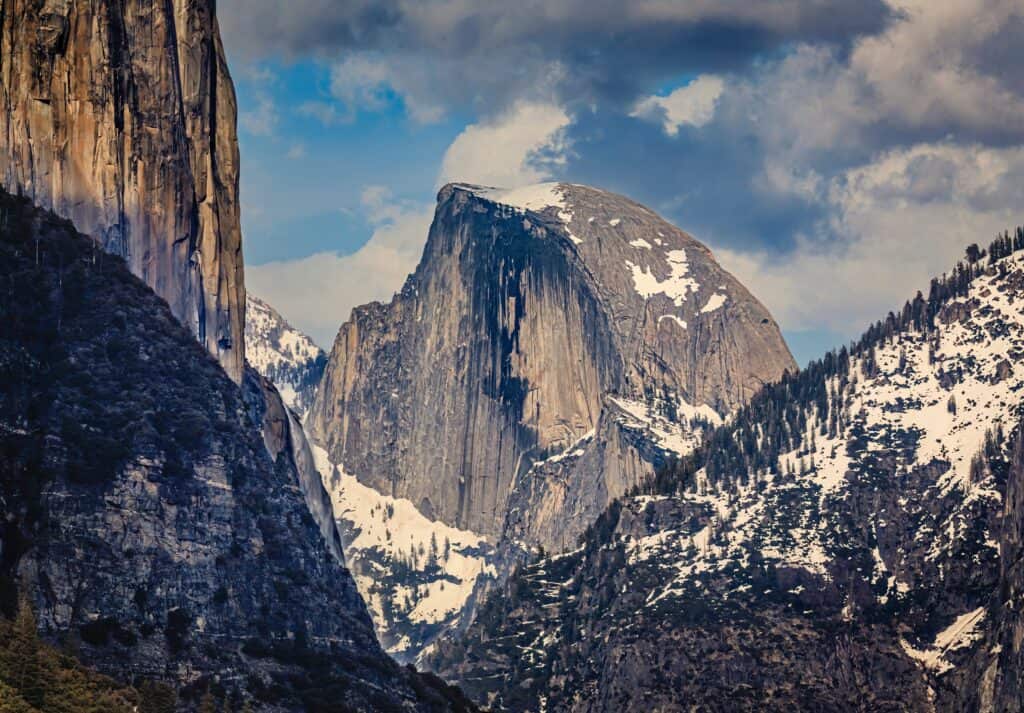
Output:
[[0, 191, 475, 711], [0, 0, 245, 381], [308, 183, 795, 546]]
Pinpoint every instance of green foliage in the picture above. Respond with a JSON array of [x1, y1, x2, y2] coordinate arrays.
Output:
[[137, 681, 177, 713], [0, 595, 141, 712]]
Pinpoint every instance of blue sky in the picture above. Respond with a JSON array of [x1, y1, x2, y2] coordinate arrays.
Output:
[[219, 0, 1024, 366]]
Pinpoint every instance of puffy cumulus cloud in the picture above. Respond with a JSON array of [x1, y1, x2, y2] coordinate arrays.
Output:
[[714, 143, 1024, 340], [437, 101, 572, 187], [847, 0, 1024, 142], [219, 0, 892, 117], [631, 75, 724, 135], [232, 0, 1024, 362], [684, 0, 1024, 350], [246, 188, 434, 346]]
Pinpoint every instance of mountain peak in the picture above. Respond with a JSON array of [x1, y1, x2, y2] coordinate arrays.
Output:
[[308, 180, 795, 658]]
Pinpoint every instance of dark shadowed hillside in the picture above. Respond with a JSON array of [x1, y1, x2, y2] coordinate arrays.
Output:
[[0, 189, 476, 712]]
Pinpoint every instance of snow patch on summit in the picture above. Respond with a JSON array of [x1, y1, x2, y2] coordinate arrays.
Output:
[[627, 249, 700, 306], [459, 182, 582, 244], [701, 293, 727, 314], [658, 314, 688, 330]]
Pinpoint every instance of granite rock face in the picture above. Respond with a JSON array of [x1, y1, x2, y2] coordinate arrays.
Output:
[[0, 0, 245, 381], [308, 183, 795, 547], [957, 418, 1024, 713], [0, 192, 475, 711]]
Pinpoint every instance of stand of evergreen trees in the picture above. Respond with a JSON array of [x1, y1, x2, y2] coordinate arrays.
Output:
[[0, 594, 254, 712], [639, 225, 1024, 500]]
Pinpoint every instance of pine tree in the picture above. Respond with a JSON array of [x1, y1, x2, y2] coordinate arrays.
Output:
[[6, 594, 44, 708], [429, 532, 439, 567]]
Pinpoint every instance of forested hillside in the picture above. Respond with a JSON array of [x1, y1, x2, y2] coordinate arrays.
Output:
[[429, 228, 1024, 712]]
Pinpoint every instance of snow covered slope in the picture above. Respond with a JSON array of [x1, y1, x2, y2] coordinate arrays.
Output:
[[311, 446, 497, 662], [245, 294, 326, 419], [428, 235, 1024, 712], [309, 181, 793, 550]]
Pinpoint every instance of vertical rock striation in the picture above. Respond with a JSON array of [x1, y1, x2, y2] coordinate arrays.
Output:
[[0, 0, 245, 381]]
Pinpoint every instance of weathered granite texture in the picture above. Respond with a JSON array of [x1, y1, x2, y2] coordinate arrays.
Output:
[[0, 0, 245, 381]]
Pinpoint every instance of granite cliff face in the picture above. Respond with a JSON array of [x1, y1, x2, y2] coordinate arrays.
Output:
[[428, 237, 1024, 711], [0, 191, 475, 711], [308, 183, 795, 548], [0, 0, 245, 381]]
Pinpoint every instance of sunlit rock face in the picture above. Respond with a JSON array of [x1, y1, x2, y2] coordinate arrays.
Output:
[[0, 0, 246, 381], [0, 190, 476, 710]]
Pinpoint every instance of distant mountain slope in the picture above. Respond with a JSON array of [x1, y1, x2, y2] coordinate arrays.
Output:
[[246, 294, 326, 419], [305, 182, 794, 660], [0, 190, 475, 712], [311, 446, 498, 664], [428, 230, 1024, 712]]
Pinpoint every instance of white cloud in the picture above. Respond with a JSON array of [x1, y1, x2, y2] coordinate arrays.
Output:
[[437, 101, 572, 188], [318, 53, 446, 124], [239, 91, 279, 136], [731, 0, 1024, 169], [631, 75, 724, 135], [297, 100, 345, 126], [286, 143, 307, 160], [247, 189, 434, 347], [715, 142, 1024, 339], [846, 0, 1024, 138]]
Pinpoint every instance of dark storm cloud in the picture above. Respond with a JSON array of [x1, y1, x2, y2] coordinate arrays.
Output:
[[219, 0, 895, 111]]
